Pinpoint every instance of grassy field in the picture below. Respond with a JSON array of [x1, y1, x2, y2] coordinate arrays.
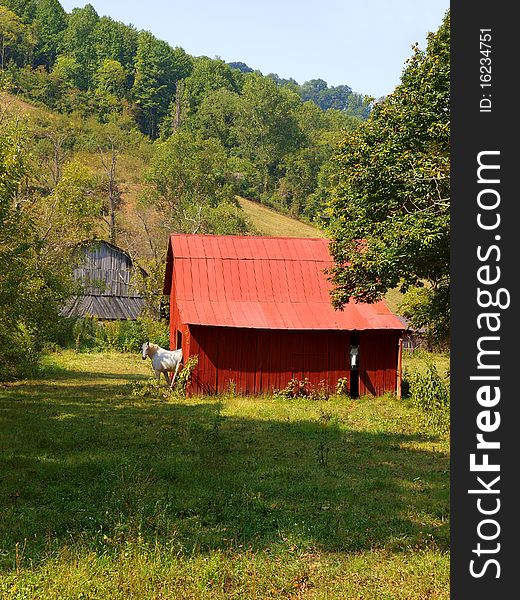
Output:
[[0, 352, 449, 599], [402, 350, 450, 377], [238, 197, 325, 238]]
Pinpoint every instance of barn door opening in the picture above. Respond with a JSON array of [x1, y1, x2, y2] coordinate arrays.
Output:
[[176, 330, 183, 350], [349, 333, 360, 398]]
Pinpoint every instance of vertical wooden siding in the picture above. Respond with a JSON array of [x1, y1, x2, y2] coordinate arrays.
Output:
[[358, 330, 400, 396], [186, 326, 359, 395], [73, 242, 141, 298]]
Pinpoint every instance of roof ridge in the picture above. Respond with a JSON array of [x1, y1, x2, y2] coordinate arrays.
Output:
[[172, 256, 331, 262], [170, 233, 328, 241]]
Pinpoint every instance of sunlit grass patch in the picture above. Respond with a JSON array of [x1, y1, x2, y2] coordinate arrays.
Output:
[[238, 196, 324, 238], [403, 349, 450, 376]]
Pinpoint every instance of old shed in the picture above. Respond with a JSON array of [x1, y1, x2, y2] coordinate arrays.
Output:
[[61, 240, 146, 320], [164, 234, 404, 396]]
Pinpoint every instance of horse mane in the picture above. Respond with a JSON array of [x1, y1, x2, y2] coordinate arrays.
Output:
[[147, 342, 159, 356]]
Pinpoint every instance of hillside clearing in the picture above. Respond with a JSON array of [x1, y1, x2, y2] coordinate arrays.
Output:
[[0, 351, 449, 599], [238, 197, 325, 238]]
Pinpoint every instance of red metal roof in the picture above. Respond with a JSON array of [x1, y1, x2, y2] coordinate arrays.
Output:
[[164, 234, 404, 331]]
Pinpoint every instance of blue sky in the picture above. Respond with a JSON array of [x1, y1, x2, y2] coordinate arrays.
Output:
[[60, 0, 450, 98]]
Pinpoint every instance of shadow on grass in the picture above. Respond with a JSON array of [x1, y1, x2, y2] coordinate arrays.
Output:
[[36, 368, 148, 382], [0, 369, 449, 570]]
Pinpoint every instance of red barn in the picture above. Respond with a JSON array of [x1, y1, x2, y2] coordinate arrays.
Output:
[[163, 234, 404, 397]]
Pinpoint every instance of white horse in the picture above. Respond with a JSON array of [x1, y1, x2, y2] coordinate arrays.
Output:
[[141, 342, 183, 388], [350, 345, 359, 370]]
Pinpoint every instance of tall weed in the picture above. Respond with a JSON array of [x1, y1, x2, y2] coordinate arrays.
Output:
[[408, 364, 450, 433]]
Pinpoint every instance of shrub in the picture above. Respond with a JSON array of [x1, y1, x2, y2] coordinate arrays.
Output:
[[276, 377, 312, 399], [0, 324, 40, 381], [275, 377, 329, 401], [336, 377, 349, 397], [408, 364, 450, 433], [55, 316, 169, 353], [139, 317, 170, 349], [72, 315, 98, 350], [173, 355, 199, 395], [128, 377, 171, 400]]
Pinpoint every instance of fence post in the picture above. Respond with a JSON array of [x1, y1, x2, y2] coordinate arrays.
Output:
[[396, 337, 403, 399]]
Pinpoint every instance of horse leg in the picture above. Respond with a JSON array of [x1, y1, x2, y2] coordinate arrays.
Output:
[[163, 371, 170, 386], [170, 362, 181, 388]]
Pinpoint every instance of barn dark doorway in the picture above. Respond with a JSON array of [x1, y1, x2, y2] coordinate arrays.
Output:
[[350, 333, 360, 398], [176, 330, 183, 351]]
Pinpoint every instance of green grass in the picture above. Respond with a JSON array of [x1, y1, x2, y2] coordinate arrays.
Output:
[[0, 352, 449, 599], [238, 197, 325, 238], [403, 349, 450, 377]]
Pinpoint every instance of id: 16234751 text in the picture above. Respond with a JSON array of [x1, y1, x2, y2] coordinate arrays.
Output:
[[480, 29, 492, 113]]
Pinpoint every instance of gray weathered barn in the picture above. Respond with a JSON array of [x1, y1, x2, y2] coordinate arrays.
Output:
[[61, 241, 146, 320]]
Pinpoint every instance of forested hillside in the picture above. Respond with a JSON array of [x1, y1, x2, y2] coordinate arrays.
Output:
[[0, 0, 367, 222], [229, 62, 371, 119], [0, 0, 369, 378]]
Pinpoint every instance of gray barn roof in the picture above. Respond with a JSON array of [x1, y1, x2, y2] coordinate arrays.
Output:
[[61, 240, 146, 320]]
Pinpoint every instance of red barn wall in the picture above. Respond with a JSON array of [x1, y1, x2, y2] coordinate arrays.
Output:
[[358, 330, 400, 396], [188, 326, 351, 395], [168, 286, 190, 361], [168, 311, 400, 397]]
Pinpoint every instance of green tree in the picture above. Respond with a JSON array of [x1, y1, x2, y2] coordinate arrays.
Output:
[[132, 30, 192, 138], [52, 53, 84, 88], [328, 12, 450, 344], [0, 109, 99, 379], [277, 146, 324, 216], [274, 101, 360, 219], [146, 130, 242, 233], [96, 58, 126, 95], [31, 111, 78, 186], [181, 56, 240, 115], [190, 87, 241, 148], [32, 0, 67, 69], [94, 58, 127, 117], [0, 0, 37, 23], [0, 113, 35, 379], [201, 200, 250, 235], [299, 78, 371, 119], [233, 73, 304, 194], [147, 130, 230, 207], [35, 159, 101, 255], [92, 16, 138, 75], [61, 3, 99, 88], [266, 72, 299, 90], [0, 5, 34, 68]]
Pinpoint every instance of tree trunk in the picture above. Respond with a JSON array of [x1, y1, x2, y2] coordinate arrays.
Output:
[[108, 152, 117, 243], [99, 144, 121, 244]]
